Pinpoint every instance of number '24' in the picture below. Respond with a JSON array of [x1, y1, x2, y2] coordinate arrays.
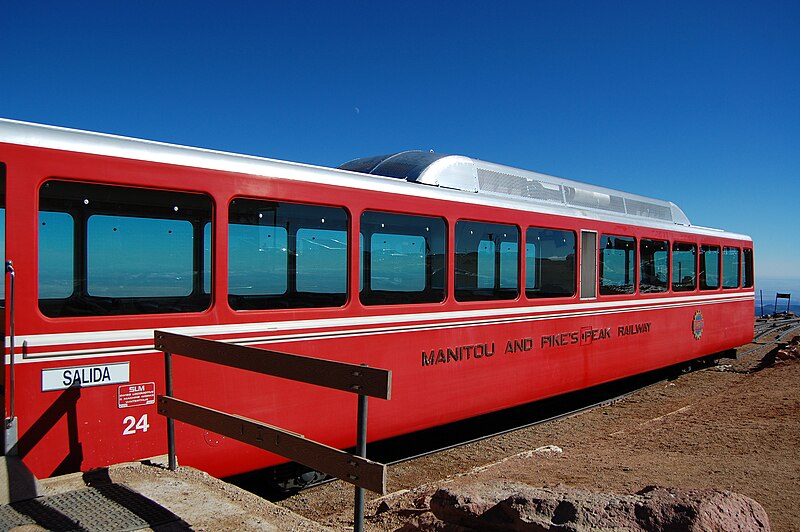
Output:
[[122, 414, 150, 435]]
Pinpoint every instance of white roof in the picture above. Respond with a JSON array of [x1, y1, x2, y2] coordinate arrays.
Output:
[[340, 150, 691, 226]]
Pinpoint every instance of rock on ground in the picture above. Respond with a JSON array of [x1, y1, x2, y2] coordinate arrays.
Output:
[[385, 480, 770, 531], [776, 337, 800, 361]]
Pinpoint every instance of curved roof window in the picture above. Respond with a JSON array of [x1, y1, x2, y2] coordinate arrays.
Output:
[[338, 151, 448, 181]]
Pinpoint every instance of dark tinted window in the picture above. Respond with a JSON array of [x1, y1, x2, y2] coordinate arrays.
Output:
[[700, 245, 720, 290], [38, 180, 212, 316], [743, 248, 754, 288], [599, 235, 635, 295], [90, 215, 195, 297], [640, 239, 669, 293], [672, 242, 697, 291], [360, 211, 446, 305], [203, 222, 212, 294], [455, 221, 518, 301], [228, 198, 348, 310], [38, 211, 76, 299], [722, 247, 740, 289], [525, 228, 575, 298]]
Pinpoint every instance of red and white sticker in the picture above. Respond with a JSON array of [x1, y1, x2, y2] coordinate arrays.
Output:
[[118, 382, 156, 409]]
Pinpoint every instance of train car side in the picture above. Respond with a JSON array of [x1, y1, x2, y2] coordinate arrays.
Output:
[[1, 120, 754, 479]]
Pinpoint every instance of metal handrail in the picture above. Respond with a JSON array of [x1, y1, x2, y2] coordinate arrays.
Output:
[[5, 260, 15, 422]]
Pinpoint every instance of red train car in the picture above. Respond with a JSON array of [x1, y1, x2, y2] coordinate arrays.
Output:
[[1, 119, 754, 479]]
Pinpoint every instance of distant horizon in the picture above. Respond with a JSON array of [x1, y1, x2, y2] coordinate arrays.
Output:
[[756, 277, 800, 288]]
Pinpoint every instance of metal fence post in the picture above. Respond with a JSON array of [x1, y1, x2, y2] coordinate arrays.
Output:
[[165, 350, 176, 471], [354, 389, 368, 532]]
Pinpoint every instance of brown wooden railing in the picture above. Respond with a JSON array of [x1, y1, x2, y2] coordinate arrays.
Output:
[[154, 330, 392, 531]]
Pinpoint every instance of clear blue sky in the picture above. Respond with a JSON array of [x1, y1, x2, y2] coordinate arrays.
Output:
[[1, 1, 798, 287]]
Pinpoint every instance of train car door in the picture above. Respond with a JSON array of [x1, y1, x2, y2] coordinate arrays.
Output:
[[580, 230, 597, 299], [1, 162, 6, 453]]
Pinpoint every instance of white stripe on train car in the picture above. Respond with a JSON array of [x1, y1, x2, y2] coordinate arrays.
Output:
[[6, 291, 754, 363]]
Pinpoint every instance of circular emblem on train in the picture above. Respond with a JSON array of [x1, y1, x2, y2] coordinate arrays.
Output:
[[692, 310, 704, 340]]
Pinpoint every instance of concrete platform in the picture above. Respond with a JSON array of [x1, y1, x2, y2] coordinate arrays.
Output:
[[0, 457, 41, 505], [0, 458, 330, 531]]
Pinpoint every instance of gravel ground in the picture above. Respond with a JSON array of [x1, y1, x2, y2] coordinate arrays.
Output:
[[280, 332, 800, 531]]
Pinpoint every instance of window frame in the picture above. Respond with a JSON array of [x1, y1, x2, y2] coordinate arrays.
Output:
[[579, 230, 597, 300], [671, 241, 698, 292], [639, 238, 670, 294], [359, 210, 447, 306], [525, 226, 576, 299], [37, 179, 213, 317], [227, 197, 349, 311], [742, 248, 754, 288], [598, 234, 636, 296], [454, 219, 520, 302], [699, 244, 721, 291], [722, 246, 741, 289]]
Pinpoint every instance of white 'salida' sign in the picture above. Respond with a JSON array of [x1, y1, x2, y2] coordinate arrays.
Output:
[[42, 362, 130, 391]]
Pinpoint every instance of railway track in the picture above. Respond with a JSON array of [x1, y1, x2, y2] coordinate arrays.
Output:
[[743, 316, 800, 358], [754, 316, 800, 339], [774, 321, 800, 342]]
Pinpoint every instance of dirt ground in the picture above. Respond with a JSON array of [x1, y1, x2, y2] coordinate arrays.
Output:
[[281, 334, 800, 531]]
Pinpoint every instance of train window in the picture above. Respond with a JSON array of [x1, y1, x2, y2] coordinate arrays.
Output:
[[360, 211, 445, 305], [580, 231, 597, 299], [525, 228, 576, 298], [699, 245, 720, 290], [599, 235, 635, 295], [499, 241, 518, 289], [370, 234, 426, 291], [477, 240, 495, 288], [39, 211, 75, 298], [297, 228, 348, 293], [228, 198, 348, 309], [639, 239, 669, 293], [722, 247, 740, 289], [203, 222, 212, 294], [455, 221, 519, 301], [742, 248, 754, 288], [88, 215, 195, 297], [672, 242, 697, 291], [38, 180, 212, 317], [230, 224, 288, 295]]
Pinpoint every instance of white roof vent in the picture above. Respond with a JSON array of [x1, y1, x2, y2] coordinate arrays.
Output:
[[339, 151, 691, 226]]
